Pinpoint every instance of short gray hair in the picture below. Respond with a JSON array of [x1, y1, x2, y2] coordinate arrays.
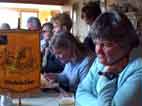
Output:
[[90, 10, 139, 50]]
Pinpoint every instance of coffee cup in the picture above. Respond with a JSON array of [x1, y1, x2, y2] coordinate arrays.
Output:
[[59, 97, 74, 106]]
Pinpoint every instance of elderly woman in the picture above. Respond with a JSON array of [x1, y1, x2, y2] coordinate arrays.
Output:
[[51, 12, 72, 34], [40, 22, 54, 53], [0, 23, 10, 30], [48, 31, 95, 93], [27, 16, 41, 31], [76, 11, 142, 106], [41, 22, 64, 74]]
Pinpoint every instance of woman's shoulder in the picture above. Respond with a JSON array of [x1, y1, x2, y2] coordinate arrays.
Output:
[[125, 46, 142, 74], [79, 55, 96, 67], [120, 57, 142, 79], [128, 57, 142, 69]]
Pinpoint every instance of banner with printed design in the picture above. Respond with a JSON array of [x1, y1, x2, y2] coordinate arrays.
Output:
[[0, 30, 40, 97]]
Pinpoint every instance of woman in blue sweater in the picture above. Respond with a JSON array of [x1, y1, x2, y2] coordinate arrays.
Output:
[[47, 31, 95, 93], [76, 10, 142, 106]]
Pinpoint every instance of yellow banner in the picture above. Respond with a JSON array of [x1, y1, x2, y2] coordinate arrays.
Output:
[[0, 30, 40, 97]]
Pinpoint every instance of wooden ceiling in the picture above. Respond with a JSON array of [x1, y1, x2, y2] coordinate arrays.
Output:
[[0, 0, 68, 5]]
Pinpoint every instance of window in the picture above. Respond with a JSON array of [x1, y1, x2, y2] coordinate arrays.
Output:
[[21, 11, 38, 29], [0, 9, 19, 29]]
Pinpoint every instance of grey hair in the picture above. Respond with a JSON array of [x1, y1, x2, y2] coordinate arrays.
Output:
[[90, 10, 139, 50], [27, 17, 41, 30]]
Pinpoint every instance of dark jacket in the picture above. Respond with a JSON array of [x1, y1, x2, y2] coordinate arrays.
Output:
[[41, 50, 64, 73], [84, 35, 95, 52]]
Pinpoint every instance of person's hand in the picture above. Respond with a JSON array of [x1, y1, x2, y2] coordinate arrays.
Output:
[[41, 74, 49, 88], [43, 73, 58, 82], [41, 73, 59, 88]]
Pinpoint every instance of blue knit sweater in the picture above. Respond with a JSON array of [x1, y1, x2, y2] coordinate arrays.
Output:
[[76, 56, 142, 106]]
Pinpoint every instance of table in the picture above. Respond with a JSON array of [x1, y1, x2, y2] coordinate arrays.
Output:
[[13, 90, 62, 106], [13, 89, 75, 106]]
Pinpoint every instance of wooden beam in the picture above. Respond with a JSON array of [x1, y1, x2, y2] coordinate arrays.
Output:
[[0, 0, 68, 5]]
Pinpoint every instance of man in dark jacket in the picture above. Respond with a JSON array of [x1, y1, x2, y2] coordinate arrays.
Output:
[[81, 1, 101, 52]]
